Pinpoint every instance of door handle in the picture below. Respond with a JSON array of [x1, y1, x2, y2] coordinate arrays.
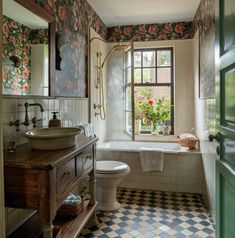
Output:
[[208, 133, 220, 142], [216, 145, 220, 155]]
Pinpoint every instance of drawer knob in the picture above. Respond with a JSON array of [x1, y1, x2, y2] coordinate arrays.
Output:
[[63, 170, 72, 176]]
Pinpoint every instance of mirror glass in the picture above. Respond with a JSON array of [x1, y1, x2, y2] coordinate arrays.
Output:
[[2, 0, 49, 96]]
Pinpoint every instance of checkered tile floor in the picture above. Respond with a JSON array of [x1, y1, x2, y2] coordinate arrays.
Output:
[[80, 188, 215, 238]]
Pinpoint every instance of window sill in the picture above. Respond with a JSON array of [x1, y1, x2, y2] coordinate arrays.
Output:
[[135, 134, 178, 142]]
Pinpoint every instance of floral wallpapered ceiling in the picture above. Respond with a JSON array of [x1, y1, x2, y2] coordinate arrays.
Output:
[[107, 22, 194, 42], [194, 0, 215, 98], [2, 15, 49, 95], [35, 0, 107, 97]]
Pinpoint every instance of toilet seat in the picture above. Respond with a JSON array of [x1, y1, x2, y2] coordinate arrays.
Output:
[[96, 161, 129, 174]]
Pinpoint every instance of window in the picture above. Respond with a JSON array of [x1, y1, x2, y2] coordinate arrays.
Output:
[[134, 48, 174, 135], [124, 47, 174, 136], [124, 49, 132, 135]]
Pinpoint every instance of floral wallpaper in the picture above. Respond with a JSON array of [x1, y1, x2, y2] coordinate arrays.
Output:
[[3, 0, 202, 97], [2, 16, 49, 95], [2, 16, 31, 95], [35, 0, 107, 97], [194, 0, 215, 98], [30, 29, 48, 44], [3, 0, 106, 97], [107, 22, 194, 42]]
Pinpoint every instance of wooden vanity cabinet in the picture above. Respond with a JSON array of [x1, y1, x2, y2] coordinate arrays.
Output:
[[82, 145, 94, 174], [4, 136, 98, 238]]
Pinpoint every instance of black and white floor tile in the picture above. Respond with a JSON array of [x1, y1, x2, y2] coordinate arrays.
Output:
[[80, 189, 215, 238]]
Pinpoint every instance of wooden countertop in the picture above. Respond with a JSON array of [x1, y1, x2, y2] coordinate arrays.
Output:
[[4, 136, 98, 170]]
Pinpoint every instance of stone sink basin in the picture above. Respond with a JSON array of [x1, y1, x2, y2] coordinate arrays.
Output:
[[24, 127, 83, 150]]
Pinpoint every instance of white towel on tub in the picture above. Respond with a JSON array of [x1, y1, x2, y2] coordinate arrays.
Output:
[[140, 147, 164, 172]]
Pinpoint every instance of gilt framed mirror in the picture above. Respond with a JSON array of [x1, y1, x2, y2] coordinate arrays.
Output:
[[2, 0, 56, 96]]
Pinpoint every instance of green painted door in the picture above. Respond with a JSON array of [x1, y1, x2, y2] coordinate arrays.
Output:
[[216, 0, 235, 237]]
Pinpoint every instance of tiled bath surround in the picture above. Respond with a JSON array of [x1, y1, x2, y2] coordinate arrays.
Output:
[[97, 149, 203, 194], [195, 98, 217, 218], [193, 30, 217, 218], [89, 28, 107, 146], [2, 96, 88, 235]]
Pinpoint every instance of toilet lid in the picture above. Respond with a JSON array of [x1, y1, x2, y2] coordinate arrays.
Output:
[[96, 161, 129, 174]]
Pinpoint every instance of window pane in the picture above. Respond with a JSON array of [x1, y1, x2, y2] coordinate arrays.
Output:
[[153, 86, 171, 101], [143, 68, 156, 83], [135, 86, 171, 102], [143, 51, 155, 67], [125, 87, 131, 110], [157, 50, 171, 66], [125, 51, 131, 67], [126, 111, 132, 134], [134, 52, 141, 67], [126, 67, 131, 84], [157, 68, 171, 83], [134, 69, 141, 83]]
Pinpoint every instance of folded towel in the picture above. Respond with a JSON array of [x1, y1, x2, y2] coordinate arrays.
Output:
[[77, 123, 94, 137], [63, 193, 82, 205], [140, 147, 164, 172]]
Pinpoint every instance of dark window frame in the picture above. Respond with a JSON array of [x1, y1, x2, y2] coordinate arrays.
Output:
[[133, 47, 174, 135]]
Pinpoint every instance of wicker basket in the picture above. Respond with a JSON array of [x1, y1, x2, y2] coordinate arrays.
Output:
[[57, 194, 83, 217], [177, 133, 198, 149]]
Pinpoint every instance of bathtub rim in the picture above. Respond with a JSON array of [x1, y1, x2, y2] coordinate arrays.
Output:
[[97, 140, 201, 155]]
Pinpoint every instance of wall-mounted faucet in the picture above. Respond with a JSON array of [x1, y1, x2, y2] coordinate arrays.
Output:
[[22, 102, 44, 127]]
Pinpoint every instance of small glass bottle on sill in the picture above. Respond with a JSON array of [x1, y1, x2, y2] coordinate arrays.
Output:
[[158, 122, 164, 135], [163, 125, 170, 135]]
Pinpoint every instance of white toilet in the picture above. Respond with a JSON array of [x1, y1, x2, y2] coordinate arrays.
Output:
[[96, 160, 130, 211]]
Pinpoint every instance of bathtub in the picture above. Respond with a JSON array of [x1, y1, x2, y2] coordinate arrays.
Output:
[[96, 141, 203, 193], [98, 141, 182, 152]]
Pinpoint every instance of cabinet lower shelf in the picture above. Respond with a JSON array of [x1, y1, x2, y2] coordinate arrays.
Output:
[[54, 200, 97, 238], [7, 201, 97, 238]]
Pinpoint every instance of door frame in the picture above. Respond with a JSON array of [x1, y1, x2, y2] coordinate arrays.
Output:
[[0, 0, 6, 236], [215, 0, 235, 237]]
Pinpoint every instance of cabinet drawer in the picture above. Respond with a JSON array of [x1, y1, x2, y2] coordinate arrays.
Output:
[[83, 146, 93, 173], [83, 154, 93, 173], [76, 153, 83, 178], [57, 158, 76, 195]]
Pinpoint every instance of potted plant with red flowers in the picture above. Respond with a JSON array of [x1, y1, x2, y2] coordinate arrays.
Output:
[[135, 90, 171, 135]]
